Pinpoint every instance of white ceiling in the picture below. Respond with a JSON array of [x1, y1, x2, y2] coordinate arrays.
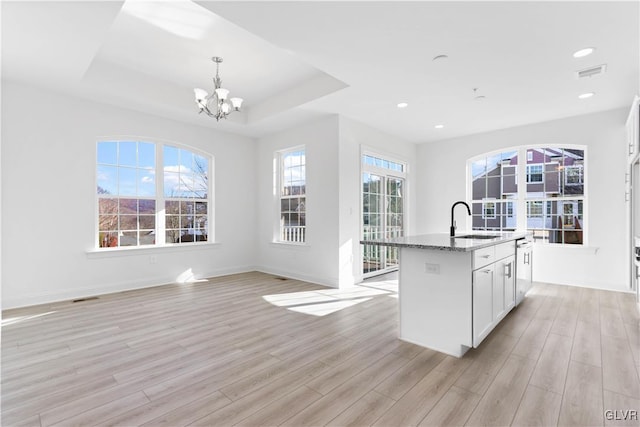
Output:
[[2, 1, 638, 143]]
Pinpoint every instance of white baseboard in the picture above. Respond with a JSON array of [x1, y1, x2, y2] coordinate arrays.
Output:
[[2, 265, 255, 310], [253, 265, 339, 289]]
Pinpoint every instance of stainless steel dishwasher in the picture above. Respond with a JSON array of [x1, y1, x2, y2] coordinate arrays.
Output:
[[516, 238, 533, 306]]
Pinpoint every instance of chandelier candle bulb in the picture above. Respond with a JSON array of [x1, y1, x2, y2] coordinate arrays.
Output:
[[215, 88, 229, 101], [230, 97, 243, 111], [194, 88, 208, 102]]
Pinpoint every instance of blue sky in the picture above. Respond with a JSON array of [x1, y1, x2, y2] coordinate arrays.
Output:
[[97, 142, 208, 198]]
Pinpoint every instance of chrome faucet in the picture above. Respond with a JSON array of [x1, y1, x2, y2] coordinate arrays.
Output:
[[450, 201, 471, 237]]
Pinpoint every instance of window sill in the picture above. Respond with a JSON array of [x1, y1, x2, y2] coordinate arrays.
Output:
[[86, 242, 221, 259], [269, 241, 310, 249]]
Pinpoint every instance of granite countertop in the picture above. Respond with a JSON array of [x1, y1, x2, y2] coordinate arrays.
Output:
[[361, 231, 529, 252]]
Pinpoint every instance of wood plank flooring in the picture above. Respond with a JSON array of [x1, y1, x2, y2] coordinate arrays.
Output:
[[2, 271, 639, 426]]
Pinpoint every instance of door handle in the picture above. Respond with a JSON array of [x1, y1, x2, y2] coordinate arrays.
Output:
[[505, 262, 512, 278]]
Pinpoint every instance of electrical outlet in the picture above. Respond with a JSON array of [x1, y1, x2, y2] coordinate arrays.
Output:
[[425, 263, 440, 274], [149, 255, 157, 264]]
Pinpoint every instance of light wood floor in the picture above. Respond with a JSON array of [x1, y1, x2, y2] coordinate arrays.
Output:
[[2, 271, 639, 426]]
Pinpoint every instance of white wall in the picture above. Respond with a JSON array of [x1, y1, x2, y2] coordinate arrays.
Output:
[[338, 117, 417, 286], [255, 116, 341, 286], [1, 80, 258, 309], [416, 108, 629, 291]]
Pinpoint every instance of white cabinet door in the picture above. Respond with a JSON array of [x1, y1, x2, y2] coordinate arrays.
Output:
[[494, 255, 516, 319], [503, 255, 516, 312], [493, 259, 505, 320], [627, 96, 639, 160], [473, 264, 494, 347]]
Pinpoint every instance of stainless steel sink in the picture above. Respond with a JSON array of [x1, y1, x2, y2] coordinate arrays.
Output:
[[454, 234, 501, 239]]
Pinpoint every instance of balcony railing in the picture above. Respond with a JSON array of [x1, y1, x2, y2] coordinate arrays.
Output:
[[362, 225, 403, 272], [281, 226, 305, 243]]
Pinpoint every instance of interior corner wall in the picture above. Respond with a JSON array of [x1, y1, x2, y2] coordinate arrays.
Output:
[[338, 117, 418, 286], [415, 108, 629, 292], [1, 80, 258, 309], [255, 115, 341, 286]]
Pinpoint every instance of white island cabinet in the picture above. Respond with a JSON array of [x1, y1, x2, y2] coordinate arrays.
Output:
[[363, 232, 525, 357]]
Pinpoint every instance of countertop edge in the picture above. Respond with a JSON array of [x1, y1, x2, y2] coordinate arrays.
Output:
[[360, 233, 528, 252]]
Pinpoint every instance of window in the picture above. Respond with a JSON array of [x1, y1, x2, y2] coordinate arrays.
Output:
[[506, 201, 514, 218], [279, 147, 306, 243], [565, 165, 583, 185], [563, 203, 575, 227], [470, 150, 517, 232], [527, 201, 543, 218], [469, 146, 586, 245], [97, 140, 210, 248], [362, 154, 405, 172], [525, 148, 584, 244], [526, 164, 543, 183], [482, 199, 497, 219], [163, 146, 209, 244]]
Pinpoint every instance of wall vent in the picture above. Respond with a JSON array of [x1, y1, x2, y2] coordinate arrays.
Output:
[[576, 64, 607, 79], [72, 296, 99, 303]]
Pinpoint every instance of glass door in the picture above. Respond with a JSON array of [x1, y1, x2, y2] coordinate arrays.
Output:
[[362, 172, 405, 276]]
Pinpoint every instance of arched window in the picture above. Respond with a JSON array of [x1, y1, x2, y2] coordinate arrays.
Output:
[[96, 140, 211, 248], [469, 146, 585, 245]]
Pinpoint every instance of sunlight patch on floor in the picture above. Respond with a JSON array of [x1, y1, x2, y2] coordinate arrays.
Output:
[[1, 311, 57, 326], [262, 283, 396, 317], [286, 297, 373, 316]]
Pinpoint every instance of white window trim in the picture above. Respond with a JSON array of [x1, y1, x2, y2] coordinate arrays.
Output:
[[275, 145, 307, 245], [95, 138, 214, 250]]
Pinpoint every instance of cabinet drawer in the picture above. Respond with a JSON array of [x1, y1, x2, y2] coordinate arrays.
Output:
[[494, 241, 515, 261], [473, 246, 495, 269]]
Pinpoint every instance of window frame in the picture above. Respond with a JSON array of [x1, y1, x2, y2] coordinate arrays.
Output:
[[95, 139, 213, 250], [276, 145, 306, 244]]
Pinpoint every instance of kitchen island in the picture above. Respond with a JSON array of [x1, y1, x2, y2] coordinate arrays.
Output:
[[363, 232, 528, 357]]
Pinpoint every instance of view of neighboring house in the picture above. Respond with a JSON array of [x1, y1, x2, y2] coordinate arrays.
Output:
[[471, 147, 585, 244]]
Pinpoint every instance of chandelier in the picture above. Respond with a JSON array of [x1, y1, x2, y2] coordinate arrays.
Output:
[[194, 57, 243, 121]]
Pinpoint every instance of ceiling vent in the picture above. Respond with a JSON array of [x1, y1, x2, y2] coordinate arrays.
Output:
[[576, 64, 607, 79]]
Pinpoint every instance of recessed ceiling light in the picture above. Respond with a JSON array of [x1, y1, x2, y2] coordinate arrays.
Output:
[[433, 54, 448, 61], [397, 102, 408, 109], [578, 92, 595, 99], [573, 47, 595, 58], [434, 124, 444, 129]]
